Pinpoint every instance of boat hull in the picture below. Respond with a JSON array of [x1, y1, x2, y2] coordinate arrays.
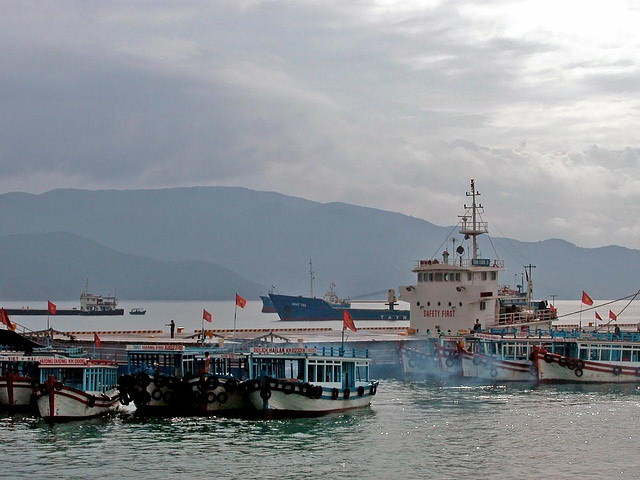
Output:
[[460, 351, 536, 381], [124, 374, 244, 414], [401, 344, 462, 377], [5, 309, 124, 316], [269, 293, 408, 321], [535, 351, 640, 383], [247, 382, 376, 417], [0, 374, 36, 408], [35, 384, 120, 422]]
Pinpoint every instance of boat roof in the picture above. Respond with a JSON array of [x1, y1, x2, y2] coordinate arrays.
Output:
[[248, 346, 370, 361]]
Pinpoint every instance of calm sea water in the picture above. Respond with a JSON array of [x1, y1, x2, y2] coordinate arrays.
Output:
[[2, 380, 640, 479], [3, 299, 640, 479]]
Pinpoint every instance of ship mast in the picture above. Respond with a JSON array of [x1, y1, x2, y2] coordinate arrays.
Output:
[[459, 179, 487, 261]]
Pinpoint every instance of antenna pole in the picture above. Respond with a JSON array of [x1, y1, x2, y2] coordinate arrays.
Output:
[[524, 264, 536, 309], [309, 258, 314, 298]]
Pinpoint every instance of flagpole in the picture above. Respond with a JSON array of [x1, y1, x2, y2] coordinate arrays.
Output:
[[233, 300, 238, 353], [341, 325, 345, 356], [201, 316, 204, 345], [47, 313, 50, 348]]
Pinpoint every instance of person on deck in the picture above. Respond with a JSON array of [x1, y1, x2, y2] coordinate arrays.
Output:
[[169, 319, 176, 338], [473, 319, 481, 332], [614, 325, 621, 337]]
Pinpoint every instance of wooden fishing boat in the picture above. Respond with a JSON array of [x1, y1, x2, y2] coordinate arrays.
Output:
[[245, 346, 378, 417], [34, 358, 120, 422]]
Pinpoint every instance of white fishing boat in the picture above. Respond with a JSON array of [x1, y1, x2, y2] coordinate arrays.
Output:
[[119, 345, 247, 414], [34, 357, 120, 422], [0, 353, 42, 408], [399, 180, 556, 376], [459, 332, 573, 381], [534, 332, 640, 383], [245, 346, 378, 417]]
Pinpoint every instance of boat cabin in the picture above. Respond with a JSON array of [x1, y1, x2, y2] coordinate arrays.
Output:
[[465, 333, 571, 360], [125, 345, 248, 379], [247, 346, 371, 389], [38, 358, 118, 394]]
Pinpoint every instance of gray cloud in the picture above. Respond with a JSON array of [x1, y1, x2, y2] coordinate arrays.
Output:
[[0, 1, 639, 248]]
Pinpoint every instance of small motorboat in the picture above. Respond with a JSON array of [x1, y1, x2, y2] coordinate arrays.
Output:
[[129, 308, 146, 315]]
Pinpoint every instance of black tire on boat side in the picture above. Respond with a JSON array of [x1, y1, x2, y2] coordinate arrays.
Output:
[[162, 390, 174, 403], [544, 354, 553, 364], [371, 384, 377, 396], [445, 358, 454, 368], [87, 395, 96, 407], [314, 386, 323, 399], [207, 376, 220, 390], [224, 379, 238, 393], [206, 392, 217, 404], [260, 389, 271, 401], [151, 389, 163, 401], [153, 376, 164, 389], [137, 373, 151, 388], [574, 368, 584, 377], [301, 383, 311, 396], [357, 386, 365, 397], [331, 388, 339, 400], [54, 381, 63, 391], [613, 366, 622, 376], [344, 388, 350, 399], [283, 382, 295, 395]]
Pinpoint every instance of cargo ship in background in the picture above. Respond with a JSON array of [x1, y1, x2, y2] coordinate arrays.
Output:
[[6, 288, 124, 316]]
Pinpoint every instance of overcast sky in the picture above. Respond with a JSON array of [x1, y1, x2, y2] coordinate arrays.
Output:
[[1, 1, 639, 248]]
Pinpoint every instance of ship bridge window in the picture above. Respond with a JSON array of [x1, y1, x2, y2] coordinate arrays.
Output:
[[633, 349, 640, 362], [435, 273, 443, 282], [429, 273, 434, 282], [622, 349, 632, 362], [467, 273, 472, 281], [480, 301, 486, 311], [490, 272, 497, 280], [456, 273, 461, 281], [418, 273, 423, 282], [481, 272, 487, 281], [600, 347, 610, 361]]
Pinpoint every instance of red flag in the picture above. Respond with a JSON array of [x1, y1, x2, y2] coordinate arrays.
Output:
[[343, 310, 357, 332], [47, 301, 56, 315], [549, 304, 556, 314], [235, 294, 246, 309], [595, 311, 602, 321], [94, 333, 101, 348], [0, 308, 11, 329], [581, 291, 593, 306], [203, 309, 212, 323], [609, 310, 617, 321]]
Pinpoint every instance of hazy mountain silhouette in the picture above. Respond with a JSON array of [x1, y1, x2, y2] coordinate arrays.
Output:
[[0, 232, 265, 300], [0, 187, 638, 300]]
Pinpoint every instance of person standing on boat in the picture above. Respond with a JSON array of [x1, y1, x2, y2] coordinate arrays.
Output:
[[204, 351, 211, 374], [473, 319, 481, 332], [167, 319, 175, 338]]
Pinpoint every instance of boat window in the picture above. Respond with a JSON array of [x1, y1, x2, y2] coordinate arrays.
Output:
[[429, 273, 434, 282], [480, 301, 486, 311], [481, 272, 487, 281], [335, 364, 342, 382], [467, 273, 472, 281], [622, 349, 632, 362], [356, 363, 369, 382], [590, 348, 599, 361], [611, 348, 621, 361], [456, 273, 461, 281], [633, 349, 640, 362], [307, 363, 316, 382], [579, 348, 588, 360], [490, 272, 496, 280], [600, 348, 610, 361], [325, 364, 333, 382], [317, 364, 325, 383], [444, 273, 449, 281], [435, 273, 443, 282]]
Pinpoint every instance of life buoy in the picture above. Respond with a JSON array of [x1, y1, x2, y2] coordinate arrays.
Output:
[[612, 366, 622, 376], [206, 391, 217, 404], [543, 354, 553, 364], [151, 389, 163, 401], [574, 368, 584, 377], [217, 392, 228, 404], [331, 388, 339, 400], [283, 382, 295, 395], [357, 386, 365, 397], [344, 388, 350, 399]]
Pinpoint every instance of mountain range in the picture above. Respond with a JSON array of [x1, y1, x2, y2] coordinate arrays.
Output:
[[0, 186, 638, 300]]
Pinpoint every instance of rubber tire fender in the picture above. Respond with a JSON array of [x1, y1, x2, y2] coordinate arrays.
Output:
[[151, 389, 163, 401], [357, 386, 365, 397], [217, 392, 228, 404], [260, 389, 272, 401], [343, 388, 350, 399], [543, 354, 553, 364], [558, 357, 568, 368], [224, 379, 238, 393], [574, 368, 584, 377], [331, 388, 339, 400], [445, 358, 454, 368], [612, 366, 622, 376], [53, 381, 63, 391], [207, 376, 220, 390], [283, 382, 295, 395], [206, 391, 217, 404], [371, 384, 377, 396]]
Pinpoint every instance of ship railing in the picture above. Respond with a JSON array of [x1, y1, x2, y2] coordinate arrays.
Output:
[[494, 309, 555, 325], [460, 220, 489, 235], [314, 346, 370, 358], [415, 258, 504, 268], [483, 328, 640, 343]]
